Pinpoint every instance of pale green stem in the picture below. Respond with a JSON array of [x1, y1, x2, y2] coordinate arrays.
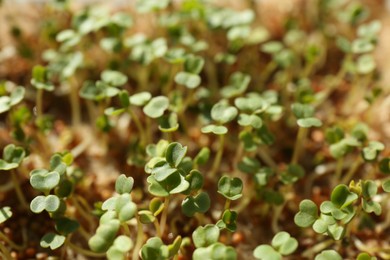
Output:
[[210, 134, 225, 178], [334, 157, 344, 187], [122, 223, 132, 237], [36, 88, 43, 120], [302, 239, 334, 258], [259, 61, 277, 88], [271, 204, 284, 233], [258, 146, 278, 173], [69, 77, 81, 126], [10, 170, 29, 210], [154, 219, 161, 238], [220, 199, 231, 219], [0, 230, 25, 251], [129, 108, 146, 146], [341, 156, 363, 184], [160, 196, 170, 236], [67, 240, 105, 258], [132, 217, 144, 260], [0, 242, 12, 259], [291, 127, 308, 164], [71, 197, 94, 231]]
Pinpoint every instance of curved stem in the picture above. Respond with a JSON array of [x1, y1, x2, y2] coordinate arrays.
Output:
[[333, 157, 344, 187], [291, 127, 307, 164], [220, 199, 231, 219], [67, 240, 106, 258], [10, 170, 29, 210], [154, 219, 161, 238], [132, 216, 144, 260], [302, 239, 334, 258], [0, 231, 25, 251], [129, 108, 146, 146], [210, 134, 225, 178], [0, 242, 13, 259], [70, 77, 81, 126], [160, 196, 170, 236], [341, 156, 362, 184], [71, 196, 95, 231]]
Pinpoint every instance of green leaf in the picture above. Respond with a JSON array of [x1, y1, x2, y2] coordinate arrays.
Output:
[[31, 66, 54, 91], [3, 144, 26, 166], [352, 38, 375, 54], [217, 210, 238, 232], [165, 142, 187, 168], [0, 96, 11, 114], [143, 96, 169, 118], [9, 86, 25, 106], [379, 158, 390, 174], [130, 91, 152, 106], [149, 198, 164, 216], [55, 217, 79, 235], [211, 101, 238, 124], [184, 55, 204, 74], [138, 210, 156, 224], [297, 117, 322, 128], [30, 170, 60, 192], [115, 194, 137, 222], [194, 147, 210, 166], [193, 242, 237, 260], [168, 236, 182, 258], [217, 176, 243, 200], [185, 170, 204, 192], [221, 72, 251, 98], [253, 245, 281, 260], [182, 192, 210, 217], [291, 103, 314, 119], [382, 179, 390, 192], [152, 162, 177, 182], [315, 250, 342, 260], [357, 54, 376, 74], [30, 195, 61, 213], [174, 72, 201, 89], [115, 174, 134, 194], [101, 70, 127, 86], [294, 199, 318, 227], [362, 141, 385, 161], [158, 113, 179, 133], [261, 41, 283, 54], [89, 219, 120, 253], [147, 172, 189, 197], [192, 224, 220, 248], [331, 184, 358, 209], [357, 252, 377, 260], [271, 231, 298, 256], [40, 233, 66, 250], [201, 124, 228, 135], [238, 114, 263, 129], [0, 207, 12, 224], [141, 237, 169, 260]]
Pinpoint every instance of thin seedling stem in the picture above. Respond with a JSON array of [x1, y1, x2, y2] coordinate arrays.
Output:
[[291, 127, 308, 164], [67, 239, 105, 258], [10, 170, 29, 210], [160, 196, 170, 236], [0, 241, 13, 259], [210, 134, 225, 178], [69, 77, 81, 126], [132, 216, 144, 260], [153, 219, 161, 238], [0, 231, 25, 251], [341, 156, 363, 184], [36, 88, 43, 120], [129, 108, 146, 146], [334, 157, 344, 187]]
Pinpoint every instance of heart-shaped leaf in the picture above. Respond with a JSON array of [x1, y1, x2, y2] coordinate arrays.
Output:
[[192, 224, 220, 248], [297, 117, 322, 128], [115, 174, 134, 194], [129, 91, 152, 106], [143, 96, 169, 118], [174, 72, 201, 89], [184, 55, 204, 74], [201, 124, 228, 135], [253, 244, 281, 260], [331, 184, 358, 209], [182, 192, 210, 217], [101, 70, 127, 87], [40, 233, 66, 250], [30, 170, 60, 192], [166, 142, 187, 168], [193, 243, 237, 260], [217, 176, 243, 200], [315, 250, 342, 260], [294, 199, 318, 227], [30, 195, 61, 213], [271, 231, 298, 256], [211, 101, 238, 124]]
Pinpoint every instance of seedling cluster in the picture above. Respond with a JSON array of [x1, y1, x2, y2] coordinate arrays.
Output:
[[0, 0, 389, 259]]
